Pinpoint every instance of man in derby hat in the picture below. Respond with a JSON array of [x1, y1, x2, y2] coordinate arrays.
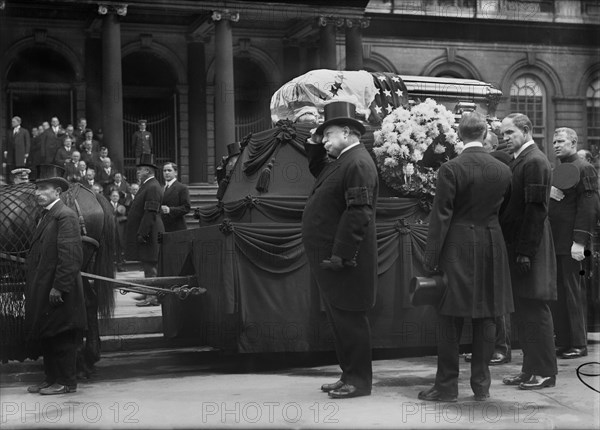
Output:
[[419, 112, 513, 403], [125, 153, 164, 306], [133, 119, 153, 159], [302, 101, 378, 399], [25, 165, 86, 395], [11, 167, 31, 184]]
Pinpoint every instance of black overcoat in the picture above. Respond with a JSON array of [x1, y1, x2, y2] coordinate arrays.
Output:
[[25, 200, 86, 339], [500, 144, 557, 300], [161, 180, 191, 232], [302, 143, 378, 311], [125, 176, 164, 262], [7, 127, 31, 167], [425, 147, 513, 318]]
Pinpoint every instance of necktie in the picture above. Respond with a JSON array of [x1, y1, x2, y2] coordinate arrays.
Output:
[[37, 209, 49, 226], [164, 183, 169, 191], [13, 128, 18, 135]]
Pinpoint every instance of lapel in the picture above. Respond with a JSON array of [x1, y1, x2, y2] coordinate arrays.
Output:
[[511, 144, 535, 172], [164, 181, 176, 197], [312, 161, 340, 192], [31, 200, 62, 245]]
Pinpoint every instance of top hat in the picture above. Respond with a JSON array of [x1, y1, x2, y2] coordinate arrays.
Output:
[[138, 119, 147, 125], [552, 162, 580, 190], [227, 142, 241, 157], [315, 101, 366, 136], [35, 164, 69, 190], [136, 153, 157, 169], [409, 270, 448, 307]]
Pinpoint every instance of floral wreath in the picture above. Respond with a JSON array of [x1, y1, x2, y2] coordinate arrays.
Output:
[[372, 98, 463, 210]]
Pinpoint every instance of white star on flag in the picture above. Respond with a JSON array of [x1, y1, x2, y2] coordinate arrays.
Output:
[[374, 105, 383, 114], [395, 89, 404, 97], [391, 76, 400, 82], [378, 75, 387, 81], [386, 104, 393, 113], [383, 89, 392, 98]]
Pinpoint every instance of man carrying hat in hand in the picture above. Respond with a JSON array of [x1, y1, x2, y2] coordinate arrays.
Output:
[[125, 154, 164, 306], [25, 165, 86, 395], [302, 101, 378, 399]]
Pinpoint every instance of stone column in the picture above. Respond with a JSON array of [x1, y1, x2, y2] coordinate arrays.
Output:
[[318, 16, 340, 70], [345, 18, 370, 71], [85, 36, 103, 132], [98, 3, 127, 173], [187, 37, 208, 183], [212, 9, 238, 168]]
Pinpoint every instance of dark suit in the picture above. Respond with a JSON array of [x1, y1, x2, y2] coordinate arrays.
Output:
[[549, 153, 599, 349], [125, 177, 164, 276], [25, 200, 86, 388], [53, 146, 74, 167], [501, 143, 557, 377], [7, 126, 31, 169], [425, 146, 513, 397], [302, 142, 378, 391], [105, 179, 129, 199], [28, 135, 43, 173], [80, 150, 99, 171], [161, 180, 191, 232], [96, 167, 115, 189], [41, 128, 65, 165], [133, 130, 153, 159]]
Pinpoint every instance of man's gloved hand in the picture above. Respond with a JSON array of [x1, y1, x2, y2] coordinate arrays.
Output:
[[49, 288, 64, 307], [550, 186, 565, 201], [516, 254, 531, 274], [320, 255, 357, 271], [137, 234, 148, 244], [571, 242, 585, 261]]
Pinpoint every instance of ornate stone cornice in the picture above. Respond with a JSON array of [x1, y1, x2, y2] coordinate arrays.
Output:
[[98, 3, 128, 17], [211, 9, 240, 23]]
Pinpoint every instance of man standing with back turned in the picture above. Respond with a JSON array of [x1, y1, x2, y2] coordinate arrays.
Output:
[[419, 112, 513, 402], [302, 101, 378, 399], [500, 113, 558, 390]]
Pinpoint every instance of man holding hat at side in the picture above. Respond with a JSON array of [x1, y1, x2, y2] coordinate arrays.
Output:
[[125, 153, 164, 307], [133, 119, 153, 160], [25, 165, 86, 395], [302, 101, 378, 399]]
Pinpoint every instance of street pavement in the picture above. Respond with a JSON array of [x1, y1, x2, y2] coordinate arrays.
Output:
[[1, 338, 599, 429]]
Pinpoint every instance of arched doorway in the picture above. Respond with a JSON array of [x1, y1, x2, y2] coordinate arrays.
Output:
[[234, 57, 272, 140], [122, 51, 178, 181], [6, 46, 76, 129]]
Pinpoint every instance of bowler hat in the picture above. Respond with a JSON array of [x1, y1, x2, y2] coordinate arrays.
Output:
[[35, 164, 70, 190], [136, 153, 157, 169], [409, 270, 448, 307], [315, 101, 366, 136]]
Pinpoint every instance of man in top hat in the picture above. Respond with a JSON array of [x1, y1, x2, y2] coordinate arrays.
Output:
[[419, 112, 513, 402], [25, 165, 86, 395], [302, 101, 378, 399], [549, 127, 598, 359], [6, 116, 31, 173], [500, 113, 558, 390], [11, 167, 31, 184], [133, 119, 153, 159], [125, 153, 164, 306]]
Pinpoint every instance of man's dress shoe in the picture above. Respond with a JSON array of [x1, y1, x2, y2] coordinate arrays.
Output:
[[502, 373, 532, 386], [473, 393, 490, 401], [417, 386, 457, 403], [561, 347, 587, 359], [328, 384, 370, 399], [555, 346, 569, 356], [321, 380, 344, 393], [39, 383, 77, 395], [489, 352, 511, 365], [27, 381, 52, 393], [519, 375, 556, 390]]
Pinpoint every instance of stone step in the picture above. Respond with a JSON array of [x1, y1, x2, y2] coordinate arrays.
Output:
[[101, 333, 204, 352], [99, 315, 162, 336]]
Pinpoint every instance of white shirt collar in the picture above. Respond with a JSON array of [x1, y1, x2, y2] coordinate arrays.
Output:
[[463, 141, 483, 150], [45, 199, 60, 210], [165, 178, 176, 187], [513, 140, 536, 159], [143, 176, 154, 184], [338, 141, 361, 159]]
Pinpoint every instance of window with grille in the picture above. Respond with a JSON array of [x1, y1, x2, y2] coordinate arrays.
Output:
[[510, 76, 546, 150], [587, 78, 600, 157]]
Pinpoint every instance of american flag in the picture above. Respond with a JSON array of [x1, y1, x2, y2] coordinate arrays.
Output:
[[369, 72, 409, 123]]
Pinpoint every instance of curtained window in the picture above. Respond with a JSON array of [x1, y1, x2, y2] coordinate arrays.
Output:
[[510, 76, 546, 150], [586, 78, 600, 157]]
